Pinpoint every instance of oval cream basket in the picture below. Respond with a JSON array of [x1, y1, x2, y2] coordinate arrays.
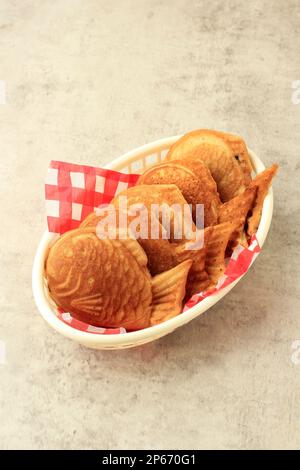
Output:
[[32, 136, 273, 349]]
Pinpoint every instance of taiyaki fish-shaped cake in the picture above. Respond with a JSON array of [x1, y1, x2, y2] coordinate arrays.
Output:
[[45, 227, 192, 329], [80, 200, 180, 275], [137, 160, 220, 227], [112, 183, 191, 225], [165, 129, 248, 202], [198, 129, 253, 185], [80, 185, 237, 299], [111, 184, 200, 273], [120, 184, 236, 294]]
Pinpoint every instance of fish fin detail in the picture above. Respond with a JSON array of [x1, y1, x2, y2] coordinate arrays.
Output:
[[185, 226, 212, 299], [218, 186, 257, 249], [150, 260, 192, 325], [206, 222, 235, 285], [247, 164, 278, 236]]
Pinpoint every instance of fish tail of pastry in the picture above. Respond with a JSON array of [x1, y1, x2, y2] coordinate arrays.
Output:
[[218, 186, 257, 249], [150, 259, 192, 326], [184, 226, 212, 299], [247, 164, 278, 236], [205, 222, 235, 285]]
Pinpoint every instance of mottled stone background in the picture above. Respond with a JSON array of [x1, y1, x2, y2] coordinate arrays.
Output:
[[0, 0, 299, 450]]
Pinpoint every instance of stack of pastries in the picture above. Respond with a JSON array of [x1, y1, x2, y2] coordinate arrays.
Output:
[[45, 129, 278, 330]]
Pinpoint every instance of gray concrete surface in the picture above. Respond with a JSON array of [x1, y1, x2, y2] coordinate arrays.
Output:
[[0, 0, 300, 450]]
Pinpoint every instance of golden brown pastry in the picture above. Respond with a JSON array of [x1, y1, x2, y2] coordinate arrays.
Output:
[[81, 185, 195, 271], [137, 160, 220, 226], [80, 202, 182, 275], [205, 222, 235, 285], [80, 184, 239, 297], [200, 129, 253, 184], [81, 185, 213, 297], [111, 184, 198, 273], [80, 211, 99, 228], [185, 226, 212, 300], [165, 130, 246, 201], [187, 222, 239, 295], [247, 164, 278, 236], [45, 227, 192, 330], [218, 186, 257, 248]]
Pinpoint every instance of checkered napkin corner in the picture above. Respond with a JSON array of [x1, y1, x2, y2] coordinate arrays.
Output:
[[45, 160, 140, 234]]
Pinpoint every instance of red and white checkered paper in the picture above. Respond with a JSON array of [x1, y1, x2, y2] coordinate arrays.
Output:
[[45, 160, 261, 334]]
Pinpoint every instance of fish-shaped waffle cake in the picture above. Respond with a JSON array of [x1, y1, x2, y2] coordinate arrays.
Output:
[[199, 129, 253, 185], [112, 184, 232, 298], [247, 164, 278, 236], [80, 201, 183, 275], [80, 200, 236, 300], [137, 160, 220, 226], [45, 227, 192, 330], [218, 186, 257, 249], [165, 130, 246, 202], [166, 129, 253, 185], [111, 184, 200, 272], [81, 185, 212, 297]]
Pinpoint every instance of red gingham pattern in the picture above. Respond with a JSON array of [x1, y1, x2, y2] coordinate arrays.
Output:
[[45, 160, 139, 234], [45, 160, 261, 335], [57, 308, 126, 335]]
